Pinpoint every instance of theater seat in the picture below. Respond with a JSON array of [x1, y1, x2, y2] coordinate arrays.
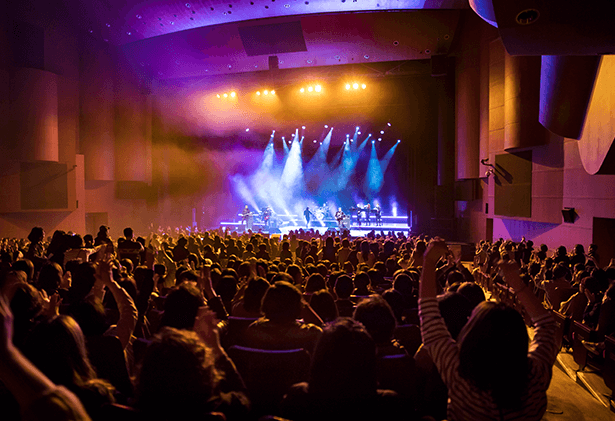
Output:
[[377, 353, 418, 402], [228, 345, 310, 417], [603, 336, 615, 405], [552, 311, 571, 352], [571, 321, 599, 371]]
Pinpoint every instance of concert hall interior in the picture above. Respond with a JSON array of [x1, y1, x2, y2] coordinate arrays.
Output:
[[2, 0, 615, 247]]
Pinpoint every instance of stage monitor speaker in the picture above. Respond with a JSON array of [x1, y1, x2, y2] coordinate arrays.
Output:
[[562, 207, 577, 223], [431, 55, 448, 77], [268, 55, 279, 71]]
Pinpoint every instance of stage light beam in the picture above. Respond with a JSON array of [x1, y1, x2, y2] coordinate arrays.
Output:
[[345, 84, 350, 90], [315, 85, 322, 92], [353, 83, 359, 89]]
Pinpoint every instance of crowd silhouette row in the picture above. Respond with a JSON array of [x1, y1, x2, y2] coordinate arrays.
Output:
[[0, 225, 613, 420]]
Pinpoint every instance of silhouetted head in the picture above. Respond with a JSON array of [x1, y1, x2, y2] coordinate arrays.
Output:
[[261, 281, 302, 323], [458, 302, 529, 409]]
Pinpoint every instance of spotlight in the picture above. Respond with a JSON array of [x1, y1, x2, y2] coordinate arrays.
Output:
[[378, 138, 382, 141], [308, 86, 313, 92], [361, 84, 366, 89], [320, 142, 322, 145], [387, 122, 392, 126], [346, 134, 349, 138], [358, 131, 361, 135], [300, 88, 305, 93], [264, 90, 269, 95], [217, 94, 221, 98], [380, 130, 384, 134], [271, 90, 275, 95], [282, 136, 285, 140], [256, 91, 261, 95], [273, 130, 276, 133], [230, 91, 236, 97], [345, 84, 351, 90], [302, 126, 306, 129], [356, 126, 360, 131], [324, 125, 328, 128], [246, 128, 250, 132], [353, 83, 359, 89], [313, 140, 317, 143], [372, 140, 375, 143], [397, 139, 401, 143], [223, 93, 228, 98], [315, 85, 322, 92]]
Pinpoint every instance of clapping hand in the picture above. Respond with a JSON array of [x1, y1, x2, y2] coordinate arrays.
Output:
[[423, 237, 448, 264]]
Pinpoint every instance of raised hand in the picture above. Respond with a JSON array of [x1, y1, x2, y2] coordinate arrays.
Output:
[[423, 237, 448, 264], [497, 259, 526, 292], [193, 306, 221, 351], [0, 295, 14, 352]]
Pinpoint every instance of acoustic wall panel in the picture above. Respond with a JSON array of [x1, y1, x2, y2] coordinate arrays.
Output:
[[494, 151, 532, 218]]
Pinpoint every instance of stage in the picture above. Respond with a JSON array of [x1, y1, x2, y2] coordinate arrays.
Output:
[[219, 213, 411, 237]]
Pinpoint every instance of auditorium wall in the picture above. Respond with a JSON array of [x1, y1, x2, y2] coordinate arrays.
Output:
[[0, 0, 156, 240], [454, 15, 615, 259]]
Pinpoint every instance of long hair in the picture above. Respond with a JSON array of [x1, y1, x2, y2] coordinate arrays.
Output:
[[23, 315, 97, 387], [136, 327, 216, 420], [309, 318, 377, 399], [457, 301, 529, 409]]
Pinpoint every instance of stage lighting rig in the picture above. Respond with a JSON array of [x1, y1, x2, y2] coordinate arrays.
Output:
[[299, 84, 324, 94], [345, 82, 367, 91]]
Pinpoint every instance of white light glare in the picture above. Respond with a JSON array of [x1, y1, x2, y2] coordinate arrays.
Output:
[[380, 130, 384, 134], [246, 128, 250, 132]]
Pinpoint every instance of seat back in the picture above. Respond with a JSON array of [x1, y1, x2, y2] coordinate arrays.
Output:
[[228, 345, 310, 416], [552, 311, 571, 352], [571, 321, 597, 370], [377, 353, 417, 400], [603, 335, 615, 394]]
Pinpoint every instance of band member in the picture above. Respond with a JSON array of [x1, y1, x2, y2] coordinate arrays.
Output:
[[304, 207, 314, 228], [263, 206, 272, 229], [241, 205, 250, 224], [374, 204, 382, 226], [335, 208, 345, 229], [365, 203, 371, 225], [356, 206, 362, 227]]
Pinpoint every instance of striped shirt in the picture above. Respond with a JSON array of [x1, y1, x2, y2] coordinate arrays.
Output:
[[419, 297, 558, 421]]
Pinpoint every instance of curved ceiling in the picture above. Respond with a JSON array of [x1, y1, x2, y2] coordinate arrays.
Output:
[[63, 0, 468, 45], [120, 10, 462, 79]]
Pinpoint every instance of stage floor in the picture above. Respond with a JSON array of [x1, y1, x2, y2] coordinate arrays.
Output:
[[219, 220, 411, 237]]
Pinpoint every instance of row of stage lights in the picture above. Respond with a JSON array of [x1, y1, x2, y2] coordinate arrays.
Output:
[[217, 82, 368, 99], [346, 83, 367, 90], [217, 90, 276, 99]]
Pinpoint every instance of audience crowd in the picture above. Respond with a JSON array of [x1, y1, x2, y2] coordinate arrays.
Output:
[[0, 224, 613, 420]]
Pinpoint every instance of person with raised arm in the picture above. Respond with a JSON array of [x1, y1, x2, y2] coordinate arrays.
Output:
[[0, 295, 91, 421], [419, 238, 557, 421]]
